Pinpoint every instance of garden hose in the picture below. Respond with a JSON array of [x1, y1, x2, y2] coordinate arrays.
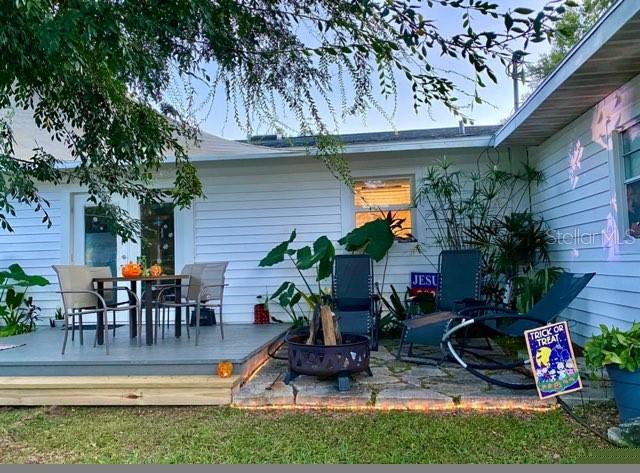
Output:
[[267, 332, 289, 360], [556, 397, 618, 446]]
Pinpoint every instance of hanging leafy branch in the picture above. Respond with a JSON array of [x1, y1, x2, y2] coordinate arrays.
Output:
[[1, 0, 572, 239]]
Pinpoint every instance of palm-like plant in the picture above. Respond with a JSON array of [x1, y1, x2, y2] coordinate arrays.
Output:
[[466, 212, 552, 278]]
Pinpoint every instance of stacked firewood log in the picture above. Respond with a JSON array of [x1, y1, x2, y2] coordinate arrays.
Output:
[[305, 304, 342, 346]]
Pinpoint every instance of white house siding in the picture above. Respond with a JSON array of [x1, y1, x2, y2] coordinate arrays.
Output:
[[0, 143, 518, 325], [192, 148, 516, 323], [192, 158, 343, 323], [0, 190, 68, 319], [530, 73, 640, 345]]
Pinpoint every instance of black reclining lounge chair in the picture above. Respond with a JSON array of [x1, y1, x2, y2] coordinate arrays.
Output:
[[397, 249, 483, 362], [440, 271, 595, 389], [332, 254, 381, 350]]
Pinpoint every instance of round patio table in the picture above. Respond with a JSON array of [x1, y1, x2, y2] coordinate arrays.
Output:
[[92, 274, 190, 346]]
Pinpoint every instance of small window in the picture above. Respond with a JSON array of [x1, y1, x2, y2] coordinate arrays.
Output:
[[622, 122, 640, 239], [354, 177, 413, 239]]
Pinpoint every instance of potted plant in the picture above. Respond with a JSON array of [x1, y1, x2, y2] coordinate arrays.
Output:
[[585, 323, 640, 422], [50, 306, 65, 327]]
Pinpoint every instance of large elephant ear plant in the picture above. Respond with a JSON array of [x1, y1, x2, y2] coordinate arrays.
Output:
[[0, 263, 49, 337], [258, 230, 335, 327], [338, 212, 399, 262], [259, 215, 399, 326]]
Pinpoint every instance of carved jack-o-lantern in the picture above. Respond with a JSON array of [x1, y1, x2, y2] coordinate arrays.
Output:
[[121, 261, 142, 278], [149, 264, 163, 278], [217, 360, 234, 378]]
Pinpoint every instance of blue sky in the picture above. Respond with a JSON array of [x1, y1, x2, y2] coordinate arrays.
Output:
[[194, 0, 552, 139]]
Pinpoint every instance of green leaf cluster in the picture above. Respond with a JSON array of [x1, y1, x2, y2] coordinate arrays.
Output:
[[416, 158, 552, 306], [338, 217, 395, 262], [527, 0, 613, 85], [258, 215, 399, 325], [258, 230, 335, 326], [585, 323, 640, 373], [0, 263, 48, 337]]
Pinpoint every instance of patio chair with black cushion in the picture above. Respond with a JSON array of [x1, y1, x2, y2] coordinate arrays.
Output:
[[52, 265, 141, 355], [155, 261, 228, 346], [397, 249, 483, 362], [332, 254, 381, 350], [440, 271, 595, 390]]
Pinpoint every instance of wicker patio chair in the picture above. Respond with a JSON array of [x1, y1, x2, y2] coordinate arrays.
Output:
[[52, 265, 141, 355]]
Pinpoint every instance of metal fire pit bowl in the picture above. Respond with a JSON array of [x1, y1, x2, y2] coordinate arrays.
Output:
[[283, 329, 372, 392]]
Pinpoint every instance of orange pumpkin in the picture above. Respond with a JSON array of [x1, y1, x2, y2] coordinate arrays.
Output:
[[121, 261, 143, 278], [149, 264, 163, 278], [217, 360, 234, 378]]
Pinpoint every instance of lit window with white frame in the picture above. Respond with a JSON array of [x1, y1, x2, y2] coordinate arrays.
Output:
[[622, 122, 640, 239], [353, 177, 413, 239]]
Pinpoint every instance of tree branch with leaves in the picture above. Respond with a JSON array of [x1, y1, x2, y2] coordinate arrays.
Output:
[[1, 0, 572, 239]]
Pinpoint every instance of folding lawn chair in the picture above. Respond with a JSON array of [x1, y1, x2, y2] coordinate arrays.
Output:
[[397, 249, 483, 362], [441, 271, 595, 389], [332, 254, 381, 350]]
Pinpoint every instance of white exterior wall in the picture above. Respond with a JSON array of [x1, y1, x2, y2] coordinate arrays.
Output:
[[191, 158, 343, 323], [530, 73, 640, 345], [190, 149, 517, 323], [0, 190, 69, 318], [1, 144, 516, 325]]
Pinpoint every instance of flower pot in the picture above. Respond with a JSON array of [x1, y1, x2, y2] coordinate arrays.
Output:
[[607, 365, 640, 422]]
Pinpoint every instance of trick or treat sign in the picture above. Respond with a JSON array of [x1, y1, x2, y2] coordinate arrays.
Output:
[[524, 321, 582, 400]]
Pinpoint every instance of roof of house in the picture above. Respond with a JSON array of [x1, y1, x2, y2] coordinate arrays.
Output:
[[10, 107, 77, 162], [10, 0, 640, 162], [244, 125, 500, 148], [9, 104, 494, 165], [169, 130, 291, 160], [8, 107, 289, 163], [494, 0, 640, 146]]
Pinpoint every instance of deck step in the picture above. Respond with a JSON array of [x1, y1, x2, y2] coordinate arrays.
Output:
[[0, 375, 240, 406]]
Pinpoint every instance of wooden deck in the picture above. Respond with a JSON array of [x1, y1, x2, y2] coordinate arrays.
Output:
[[0, 323, 288, 406], [0, 375, 241, 406]]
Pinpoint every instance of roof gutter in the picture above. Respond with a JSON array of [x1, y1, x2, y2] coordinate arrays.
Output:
[[492, 0, 637, 147], [186, 134, 494, 162]]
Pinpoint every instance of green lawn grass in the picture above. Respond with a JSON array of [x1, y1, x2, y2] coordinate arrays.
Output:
[[0, 406, 610, 464]]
